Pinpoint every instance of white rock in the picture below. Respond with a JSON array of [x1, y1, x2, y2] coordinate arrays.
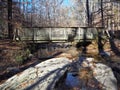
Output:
[[0, 57, 71, 90], [81, 57, 94, 68], [93, 63, 118, 90], [86, 58, 94, 63], [80, 57, 118, 90]]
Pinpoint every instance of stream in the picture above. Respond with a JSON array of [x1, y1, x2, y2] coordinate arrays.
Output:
[[56, 55, 120, 90]]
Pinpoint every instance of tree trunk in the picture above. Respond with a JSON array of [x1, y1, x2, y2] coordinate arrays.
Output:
[[8, 0, 13, 39], [98, 29, 103, 53], [86, 0, 90, 27], [101, 0, 104, 27], [98, 0, 104, 53]]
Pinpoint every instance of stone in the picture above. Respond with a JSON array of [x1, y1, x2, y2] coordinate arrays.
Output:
[[0, 57, 71, 90], [92, 63, 118, 90], [81, 57, 94, 68], [86, 58, 94, 63], [6, 67, 20, 73], [28, 54, 33, 59], [80, 57, 118, 90]]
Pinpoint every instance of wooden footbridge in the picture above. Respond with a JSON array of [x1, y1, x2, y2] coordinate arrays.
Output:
[[18, 27, 98, 43]]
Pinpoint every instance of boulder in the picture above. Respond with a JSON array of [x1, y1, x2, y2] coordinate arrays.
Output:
[[93, 63, 118, 90], [81, 57, 118, 90], [0, 57, 71, 90]]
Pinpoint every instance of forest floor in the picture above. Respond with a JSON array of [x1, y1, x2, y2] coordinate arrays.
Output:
[[0, 40, 40, 83]]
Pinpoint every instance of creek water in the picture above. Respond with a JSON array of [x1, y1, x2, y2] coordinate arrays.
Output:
[[61, 56, 86, 89], [65, 72, 80, 88]]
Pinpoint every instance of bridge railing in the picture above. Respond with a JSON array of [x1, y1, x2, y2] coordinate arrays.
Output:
[[18, 27, 97, 43]]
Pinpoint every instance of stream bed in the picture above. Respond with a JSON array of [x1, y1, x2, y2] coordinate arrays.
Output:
[[56, 55, 119, 90]]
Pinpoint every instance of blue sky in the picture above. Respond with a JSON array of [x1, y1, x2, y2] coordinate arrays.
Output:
[[19, 0, 74, 13], [19, 0, 73, 7], [63, 0, 70, 6], [63, 0, 73, 6]]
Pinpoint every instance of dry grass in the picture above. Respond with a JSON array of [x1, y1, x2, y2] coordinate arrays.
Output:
[[78, 67, 104, 89], [65, 47, 79, 55], [78, 68, 93, 81], [56, 47, 79, 61], [86, 41, 98, 55]]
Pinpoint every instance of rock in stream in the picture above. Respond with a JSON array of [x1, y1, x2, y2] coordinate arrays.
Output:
[[0, 57, 71, 90]]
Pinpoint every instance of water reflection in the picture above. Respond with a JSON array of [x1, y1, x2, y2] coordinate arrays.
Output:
[[65, 73, 80, 88], [65, 56, 86, 89]]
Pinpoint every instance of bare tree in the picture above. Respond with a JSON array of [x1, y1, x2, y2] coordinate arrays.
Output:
[[7, 0, 13, 39]]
